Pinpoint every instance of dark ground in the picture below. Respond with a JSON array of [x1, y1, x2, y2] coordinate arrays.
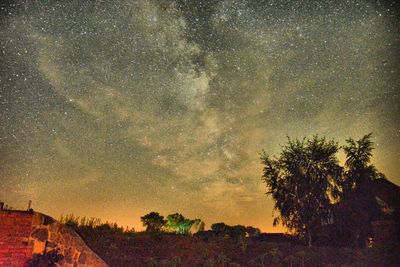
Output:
[[75, 228, 400, 267]]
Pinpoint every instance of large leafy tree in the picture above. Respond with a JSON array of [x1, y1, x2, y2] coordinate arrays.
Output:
[[141, 212, 167, 232], [261, 136, 341, 246], [341, 133, 385, 197], [334, 133, 385, 247]]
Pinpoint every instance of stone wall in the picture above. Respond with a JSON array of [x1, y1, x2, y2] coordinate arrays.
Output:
[[0, 203, 108, 266]]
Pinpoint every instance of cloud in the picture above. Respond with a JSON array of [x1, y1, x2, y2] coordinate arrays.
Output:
[[1, 0, 398, 231]]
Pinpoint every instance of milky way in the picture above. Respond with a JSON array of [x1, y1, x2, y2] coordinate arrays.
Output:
[[1, 0, 399, 231]]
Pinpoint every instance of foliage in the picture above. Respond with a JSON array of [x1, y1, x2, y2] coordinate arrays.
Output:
[[168, 256, 182, 267], [333, 133, 385, 247], [145, 257, 158, 267], [246, 226, 261, 237], [338, 133, 385, 199], [165, 213, 203, 235], [193, 230, 216, 241], [229, 225, 247, 239], [211, 223, 259, 240], [0, 203, 14, 210], [261, 133, 388, 247], [72, 220, 400, 267], [60, 214, 100, 229], [141, 212, 167, 233], [261, 135, 341, 246], [59, 214, 129, 235], [211, 222, 228, 237]]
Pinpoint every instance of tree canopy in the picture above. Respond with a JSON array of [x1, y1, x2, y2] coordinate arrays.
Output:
[[140, 212, 167, 232], [335, 133, 385, 247], [165, 213, 201, 234], [261, 133, 386, 247], [340, 133, 385, 199], [210, 222, 260, 239], [140, 212, 204, 234], [261, 135, 341, 246]]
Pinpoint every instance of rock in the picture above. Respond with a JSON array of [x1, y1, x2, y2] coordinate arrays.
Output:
[[64, 247, 74, 264], [31, 228, 48, 242], [78, 252, 87, 264]]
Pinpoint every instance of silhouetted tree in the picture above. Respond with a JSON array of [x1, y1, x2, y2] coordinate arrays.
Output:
[[246, 226, 261, 237], [229, 225, 247, 239], [198, 220, 205, 232], [261, 136, 341, 246], [141, 212, 167, 232], [334, 133, 385, 247], [342, 133, 385, 197], [211, 223, 249, 239], [211, 222, 228, 237]]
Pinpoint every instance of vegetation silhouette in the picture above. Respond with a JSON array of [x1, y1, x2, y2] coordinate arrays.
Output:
[[55, 213, 399, 266], [165, 213, 204, 234], [210, 223, 258, 239], [261, 133, 388, 247], [141, 212, 167, 233], [334, 133, 386, 247], [246, 226, 261, 238], [261, 135, 341, 246], [59, 214, 132, 235]]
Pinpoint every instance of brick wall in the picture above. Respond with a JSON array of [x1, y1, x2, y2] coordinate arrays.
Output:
[[0, 207, 34, 266], [0, 202, 108, 266], [29, 222, 108, 266]]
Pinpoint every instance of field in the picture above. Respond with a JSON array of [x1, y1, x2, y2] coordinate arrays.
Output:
[[74, 226, 399, 266]]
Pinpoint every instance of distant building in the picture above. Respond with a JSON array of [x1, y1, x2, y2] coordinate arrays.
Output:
[[319, 178, 400, 247], [368, 178, 400, 246]]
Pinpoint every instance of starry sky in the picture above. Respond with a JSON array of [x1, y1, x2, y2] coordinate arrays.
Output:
[[1, 0, 399, 232]]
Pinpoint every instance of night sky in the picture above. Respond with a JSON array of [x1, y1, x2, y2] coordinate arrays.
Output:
[[1, 0, 399, 232]]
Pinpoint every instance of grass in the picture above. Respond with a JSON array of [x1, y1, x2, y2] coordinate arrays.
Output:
[[58, 214, 400, 266], [59, 214, 134, 235]]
